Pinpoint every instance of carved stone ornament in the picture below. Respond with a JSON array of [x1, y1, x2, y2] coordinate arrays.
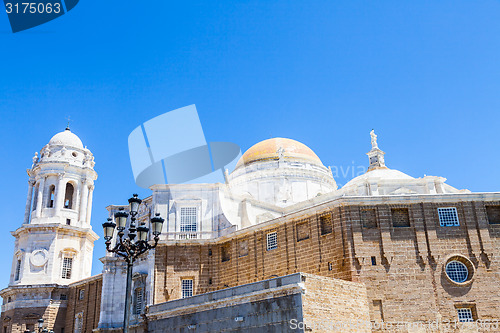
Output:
[[30, 249, 49, 267]]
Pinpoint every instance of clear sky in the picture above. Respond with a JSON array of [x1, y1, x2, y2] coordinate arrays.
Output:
[[1, 0, 500, 288]]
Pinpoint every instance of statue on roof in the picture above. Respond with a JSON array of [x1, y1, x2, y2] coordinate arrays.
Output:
[[31, 152, 39, 168], [370, 129, 378, 149]]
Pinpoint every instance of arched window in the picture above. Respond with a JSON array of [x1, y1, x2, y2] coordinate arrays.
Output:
[[32, 183, 39, 212], [74, 312, 83, 333], [47, 185, 55, 208], [134, 288, 144, 315], [64, 183, 74, 209], [14, 259, 21, 281]]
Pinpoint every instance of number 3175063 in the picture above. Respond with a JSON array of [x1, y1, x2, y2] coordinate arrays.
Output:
[[5, 2, 61, 14]]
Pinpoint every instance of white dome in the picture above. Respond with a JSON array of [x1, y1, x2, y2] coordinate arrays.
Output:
[[48, 128, 84, 149], [344, 167, 414, 188]]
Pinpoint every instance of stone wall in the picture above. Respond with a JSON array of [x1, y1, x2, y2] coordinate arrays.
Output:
[[64, 274, 102, 333], [152, 196, 500, 331], [147, 273, 369, 333]]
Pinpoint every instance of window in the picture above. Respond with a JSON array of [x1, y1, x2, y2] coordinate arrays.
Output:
[[486, 206, 500, 224], [181, 279, 193, 298], [296, 221, 310, 241], [14, 259, 21, 281], [266, 232, 277, 251], [361, 209, 377, 229], [446, 261, 468, 283], [391, 208, 410, 227], [47, 185, 55, 208], [371, 256, 377, 266], [79, 290, 84, 300], [320, 214, 333, 235], [221, 243, 231, 262], [238, 239, 249, 257], [438, 207, 460, 226], [62, 257, 72, 279], [457, 308, 474, 322], [60, 294, 67, 300], [328, 262, 333, 271], [74, 313, 83, 333], [66, 219, 71, 225], [180, 207, 197, 238], [134, 288, 144, 315], [64, 183, 74, 209], [7, 297, 12, 303], [32, 184, 39, 212]]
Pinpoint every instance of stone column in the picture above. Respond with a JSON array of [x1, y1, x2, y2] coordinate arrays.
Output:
[[35, 176, 45, 218], [86, 185, 94, 225], [23, 179, 35, 224], [79, 180, 89, 224], [74, 182, 81, 214], [54, 174, 65, 213]]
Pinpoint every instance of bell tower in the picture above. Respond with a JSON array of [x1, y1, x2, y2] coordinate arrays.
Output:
[[0, 127, 98, 333]]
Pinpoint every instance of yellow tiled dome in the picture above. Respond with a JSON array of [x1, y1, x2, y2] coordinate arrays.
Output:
[[235, 137, 323, 169]]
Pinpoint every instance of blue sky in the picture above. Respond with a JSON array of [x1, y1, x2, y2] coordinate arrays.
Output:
[[1, 0, 500, 288]]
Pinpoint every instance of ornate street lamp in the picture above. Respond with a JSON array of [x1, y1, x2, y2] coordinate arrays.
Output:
[[102, 194, 164, 333]]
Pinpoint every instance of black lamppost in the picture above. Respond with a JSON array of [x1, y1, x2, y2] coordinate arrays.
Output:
[[102, 194, 164, 333]]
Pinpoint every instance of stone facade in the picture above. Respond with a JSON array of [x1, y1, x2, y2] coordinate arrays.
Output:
[[2, 132, 500, 333]]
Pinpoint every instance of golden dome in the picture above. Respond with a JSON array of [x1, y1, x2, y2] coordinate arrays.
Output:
[[235, 137, 323, 169]]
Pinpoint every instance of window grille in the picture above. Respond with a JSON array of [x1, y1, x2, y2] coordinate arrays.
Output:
[[79, 290, 85, 300], [134, 288, 143, 314], [181, 279, 193, 298], [446, 261, 468, 283], [457, 308, 474, 322], [62, 257, 72, 279], [266, 232, 277, 251], [438, 207, 460, 226], [180, 207, 197, 233]]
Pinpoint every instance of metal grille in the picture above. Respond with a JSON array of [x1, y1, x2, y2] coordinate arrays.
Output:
[[62, 257, 72, 279], [181, 279, 193, 298], [180, 207, 197, 232], [446, 261, 468, 283], [134, 288, 143, 314], [266, 232, 277, 251], [457, 308, 474, 322], [438, 207, 460, 226]]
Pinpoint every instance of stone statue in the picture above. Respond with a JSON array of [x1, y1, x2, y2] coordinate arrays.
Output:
[[370, 129, 378, 149], [31, 152, 39, 168], [277, 146, 285, 160]]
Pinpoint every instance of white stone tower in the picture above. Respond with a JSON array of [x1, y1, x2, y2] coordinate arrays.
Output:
[[0, 128, 98, 332], [12, 127, 98, 285]]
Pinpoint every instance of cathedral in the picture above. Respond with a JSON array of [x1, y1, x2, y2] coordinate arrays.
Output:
[[1, 127, 499, 333]]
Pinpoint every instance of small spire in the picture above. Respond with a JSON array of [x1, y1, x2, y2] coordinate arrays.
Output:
[[367, 129, 386, 171], [65, 116, 71, 131]]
